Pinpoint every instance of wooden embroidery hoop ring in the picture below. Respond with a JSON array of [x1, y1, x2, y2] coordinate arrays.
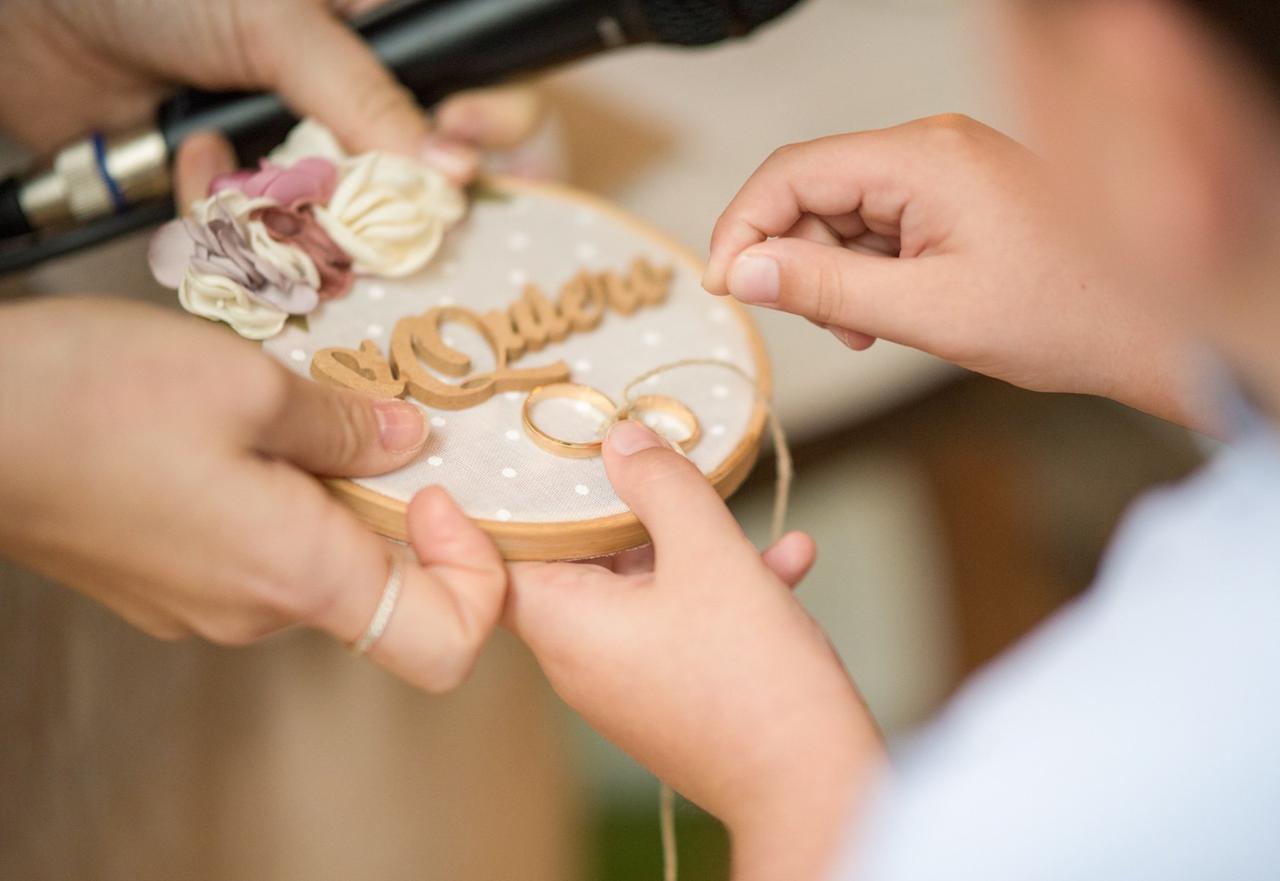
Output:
[[321, 176, 772, 562]]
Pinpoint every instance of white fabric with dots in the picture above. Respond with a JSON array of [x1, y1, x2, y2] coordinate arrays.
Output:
[[262, 187, 762, 525]]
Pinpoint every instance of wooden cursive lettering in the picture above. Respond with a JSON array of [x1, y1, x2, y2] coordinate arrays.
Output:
[[311, 339, 406, 398], [388, 309, 570, 410], [311, 258, 673, 410], [558, 271, 607, 332]]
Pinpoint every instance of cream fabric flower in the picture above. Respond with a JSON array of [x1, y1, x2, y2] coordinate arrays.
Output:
[[313, 152, 466, 278], [267, 119, 349, 165], [178, 271, 288, 341]]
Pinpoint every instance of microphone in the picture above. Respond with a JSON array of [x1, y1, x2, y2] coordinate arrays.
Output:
[[0, 0, 804, 273]]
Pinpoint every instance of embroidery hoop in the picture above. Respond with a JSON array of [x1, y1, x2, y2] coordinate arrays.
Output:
[[270, 176, 771, 561]]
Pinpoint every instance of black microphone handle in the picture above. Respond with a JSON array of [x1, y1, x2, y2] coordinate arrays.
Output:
[[159, 0, 645, 164]]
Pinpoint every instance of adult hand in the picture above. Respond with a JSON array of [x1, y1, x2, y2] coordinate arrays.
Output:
[[0, 0, 544, 183], [704, 115, 1204, 431], [0, 298, 506, 693], [498, 421, 883, 881]]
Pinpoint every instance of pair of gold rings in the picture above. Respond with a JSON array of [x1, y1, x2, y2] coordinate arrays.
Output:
[[522, 383, 701, 459]]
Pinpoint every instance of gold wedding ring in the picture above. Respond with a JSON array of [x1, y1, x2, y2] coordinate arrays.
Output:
[[523, 384, 619, 459], [617, 395, 701, 452], [522, 384, 702, 459]]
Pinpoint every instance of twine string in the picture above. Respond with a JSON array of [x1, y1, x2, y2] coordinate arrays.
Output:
[[619, 359, 794, 881], [660, 781, 678, 881]]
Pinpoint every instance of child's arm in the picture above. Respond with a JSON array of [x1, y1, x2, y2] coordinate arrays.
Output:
[[497, 384, 1280, 881], [703, 115, 1211, 434], [496, 421, 885, 881]]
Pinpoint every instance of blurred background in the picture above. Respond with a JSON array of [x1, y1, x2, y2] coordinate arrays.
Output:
[[0, 0, 1206, 878]]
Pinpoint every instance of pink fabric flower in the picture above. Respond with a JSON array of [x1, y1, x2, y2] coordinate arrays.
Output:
[[254, 205, 355, 301], [210, 157, 338, 206]]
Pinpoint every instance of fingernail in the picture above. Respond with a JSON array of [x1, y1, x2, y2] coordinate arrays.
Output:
[[419, 136, 479, 183], [728, 253, 780, 305], [606, 420, 664, 457], [375, 401, 427, 452]]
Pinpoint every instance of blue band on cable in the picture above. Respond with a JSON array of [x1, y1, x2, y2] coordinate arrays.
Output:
[[91, 132, 129, 214]]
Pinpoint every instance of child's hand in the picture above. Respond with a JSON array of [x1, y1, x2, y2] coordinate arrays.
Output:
[[704, 115, 1201, 430], [504, 421, 883, 881]]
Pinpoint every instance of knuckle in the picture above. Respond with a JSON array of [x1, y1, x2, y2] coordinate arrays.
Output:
[[933, 112, 977, 130], [421, 643, 479, 694], [812, 258, 849, 326], [922, 113, 980, 149], [766, 141, 803, 166], [627, 447, 700, 489], [328, 392, 378, 470], [354, 78, 418, 125]]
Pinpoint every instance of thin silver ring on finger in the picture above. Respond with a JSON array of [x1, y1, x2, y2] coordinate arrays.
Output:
[[350, 555, 403, 657]]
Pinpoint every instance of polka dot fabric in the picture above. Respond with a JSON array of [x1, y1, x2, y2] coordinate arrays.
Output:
[[262, 180, 766, 531]]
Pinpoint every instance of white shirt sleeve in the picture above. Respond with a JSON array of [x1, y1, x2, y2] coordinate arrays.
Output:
[[834, 431, 1280, 881]]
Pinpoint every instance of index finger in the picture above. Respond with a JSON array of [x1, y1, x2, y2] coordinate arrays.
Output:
[[702, 128, 913, 294], [253, 464, 506, 693], [601, 422, 757, 575], [701, 115, 977, 294]]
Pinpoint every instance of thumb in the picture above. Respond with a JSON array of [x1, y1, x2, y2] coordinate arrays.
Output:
[[256, 365, 428, 477], [602, 421, 756, 572], [725, 237, 944, 347]]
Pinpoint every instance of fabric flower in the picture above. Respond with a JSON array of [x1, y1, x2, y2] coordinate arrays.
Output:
[[267, 119, 349, 165], [313, 151, 465, 278], [148, 189, 324, 338], [254, 204, 354, 300], [147, 118, 466, 340], [178, 271, 289, 341], [211, 157, 338, 206], [258, 121, 465, 278]]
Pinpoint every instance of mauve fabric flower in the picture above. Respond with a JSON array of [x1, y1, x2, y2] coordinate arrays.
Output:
[[210, 157, 338, 206], [148, 193, 319, 316], [148, 219, 198, 289], [255, 204, 355, 300]]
